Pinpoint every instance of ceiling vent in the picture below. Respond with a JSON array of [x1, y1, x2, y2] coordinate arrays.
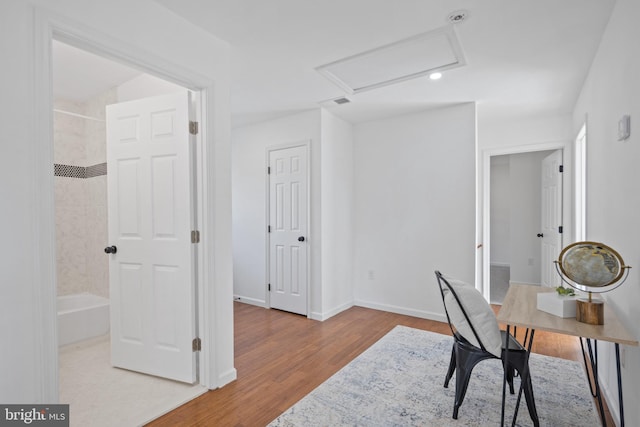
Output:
[[333, 97, 351, 105], [316, 26, 466, 95]]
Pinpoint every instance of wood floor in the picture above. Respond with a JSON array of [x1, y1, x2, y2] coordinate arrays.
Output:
[[147, 302, 612, 426]]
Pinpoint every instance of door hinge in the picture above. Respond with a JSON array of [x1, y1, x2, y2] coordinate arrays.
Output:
[[268, 283, 271, 291], [558, 226, 563, 234], [268, 225, 271, 233], [191, 230, 200, 243], [559, 165, 564, 173], [189, 121, 199, 135], [268, 166, 271, 174], [192, 337, 201, 352]]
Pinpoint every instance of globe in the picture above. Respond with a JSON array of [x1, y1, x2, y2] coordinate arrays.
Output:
[[555, 241, 630, 325], [556, 241, 628, 291]]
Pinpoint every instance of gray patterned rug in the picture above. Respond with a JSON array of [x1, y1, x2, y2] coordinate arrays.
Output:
[[268, 326, 598, 426]]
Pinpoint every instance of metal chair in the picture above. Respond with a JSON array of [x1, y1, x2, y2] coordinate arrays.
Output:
[[435, 270, 539, 426]]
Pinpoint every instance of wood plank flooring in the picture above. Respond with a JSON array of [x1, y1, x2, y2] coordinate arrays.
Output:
[[147, 302, 612, 426]]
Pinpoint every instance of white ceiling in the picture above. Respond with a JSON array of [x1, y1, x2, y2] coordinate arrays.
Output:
[[54, 1, 617, 127], [52, 41, 141, 102]]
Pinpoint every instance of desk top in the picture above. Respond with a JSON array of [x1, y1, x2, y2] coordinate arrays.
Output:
[[497, 284, 638, 346]]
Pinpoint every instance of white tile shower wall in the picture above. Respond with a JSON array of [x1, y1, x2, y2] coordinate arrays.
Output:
[[55, 177, 89, 295], [84, 89, 114, 298], [54, 89, 114, 298], [54, 99, 86, 166]]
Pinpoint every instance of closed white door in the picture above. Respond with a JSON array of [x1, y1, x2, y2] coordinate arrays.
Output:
[[540, 150, 563, 287], [268, 145, 308, 315], [106, 91, 197, 383]]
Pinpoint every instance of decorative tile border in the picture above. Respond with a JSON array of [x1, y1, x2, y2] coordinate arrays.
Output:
[[86, 162, 107, 178], [54, 162, 107, 179]]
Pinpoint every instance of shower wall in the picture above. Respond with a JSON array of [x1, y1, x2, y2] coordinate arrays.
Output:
[[54, 88, 116, 298]]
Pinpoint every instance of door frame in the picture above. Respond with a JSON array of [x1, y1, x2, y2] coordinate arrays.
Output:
[[480, 141, 572, 302], [265, 140, 311, 317], [33, 9, 222, 400]]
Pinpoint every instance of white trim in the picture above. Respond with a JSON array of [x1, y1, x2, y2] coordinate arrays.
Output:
[[480, 140, 571, 302], [33, 7, 59, 403], [309, 301, 354, 322], [354, 300, 448, 324], [233, 296, 268, 308], [574, 123, 587, 241], [490, 262, 511, 268], [33, 7, 224, 398], [265, 140, 312, 317], [508, 281, 541, 287], [316, 26, 466, 95]]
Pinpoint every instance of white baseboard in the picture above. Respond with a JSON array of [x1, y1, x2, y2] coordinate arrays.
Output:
[[354, 299, 447, 324], [309, 301, 354, 321], [214, 368, 237, 389], [508, 281, 541, 287], [490, 262, 510, 268], [233, 295, 267, 308]]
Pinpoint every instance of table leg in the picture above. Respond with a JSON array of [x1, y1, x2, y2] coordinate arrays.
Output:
[[581, 338, 606, 426], [581, 339, 626, 427], [615, 343, 624, 427], [501, 324, 510, 427]]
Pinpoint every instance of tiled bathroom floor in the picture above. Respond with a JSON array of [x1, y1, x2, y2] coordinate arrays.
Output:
[[59, 335, 207, 427]]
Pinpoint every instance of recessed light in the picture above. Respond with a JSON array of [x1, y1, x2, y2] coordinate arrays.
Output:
[[429, 72, 442, 80], [447, 10, 469, 24]]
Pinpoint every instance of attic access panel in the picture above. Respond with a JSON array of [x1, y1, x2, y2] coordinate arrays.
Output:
[[316, 26, 466, 95]]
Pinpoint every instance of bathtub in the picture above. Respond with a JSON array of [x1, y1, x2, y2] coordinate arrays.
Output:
[[57, 293, 110, 347]]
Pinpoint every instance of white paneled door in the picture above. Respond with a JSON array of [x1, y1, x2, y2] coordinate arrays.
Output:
[[540, 150, 563, 288], [268, 145, 308, 315], [106, 92, 197, 383]]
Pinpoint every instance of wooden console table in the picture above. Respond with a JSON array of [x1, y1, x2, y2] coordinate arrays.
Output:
[[497, 284, 638, 426]]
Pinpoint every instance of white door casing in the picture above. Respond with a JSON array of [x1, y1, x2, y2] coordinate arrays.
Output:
[[106, 91, 197, 383], [541, 150, 563, 287], [268, 144, 309, 315]]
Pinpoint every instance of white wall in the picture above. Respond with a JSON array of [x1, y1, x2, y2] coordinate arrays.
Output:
[[232, 109, 355, 320], [320, 110, 354, 318], [477, 114, 573, 294], [0, 0, 232, 402], [479, 114, 572, 150], [232, 110, 322, 311], [117, 73, 185, 103], [572, 0, 640, 423], [353, 104, 476, 320]]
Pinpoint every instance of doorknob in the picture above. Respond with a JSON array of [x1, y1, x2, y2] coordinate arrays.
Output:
[[537, 233, 544, 238], [104, 245, 117, 254], [298, 236, 305, 242]]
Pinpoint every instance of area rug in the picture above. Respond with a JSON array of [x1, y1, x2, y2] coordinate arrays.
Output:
[[268, 326, 597, 426]]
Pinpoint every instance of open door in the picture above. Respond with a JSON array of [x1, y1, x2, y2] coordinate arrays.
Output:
[[268, 144, 309, 315], [540, 150, 563, 288], [106, 91, 197, 383]]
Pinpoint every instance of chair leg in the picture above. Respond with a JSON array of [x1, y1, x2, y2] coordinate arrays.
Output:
[[520, 367, 540, 427], [507, 352, 540, 427], [452, 346, 493, 419], [444, 345, 456, 388]]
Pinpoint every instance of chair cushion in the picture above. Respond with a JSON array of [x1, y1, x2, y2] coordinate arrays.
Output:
[[443, 278, 502, 358]]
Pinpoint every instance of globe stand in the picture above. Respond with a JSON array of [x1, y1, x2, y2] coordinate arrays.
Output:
[[576, 292, 604, 325]]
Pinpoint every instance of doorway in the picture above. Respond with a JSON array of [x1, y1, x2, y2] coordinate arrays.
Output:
[[53, 40, 206, 424], [483, 144, 568, 304]]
